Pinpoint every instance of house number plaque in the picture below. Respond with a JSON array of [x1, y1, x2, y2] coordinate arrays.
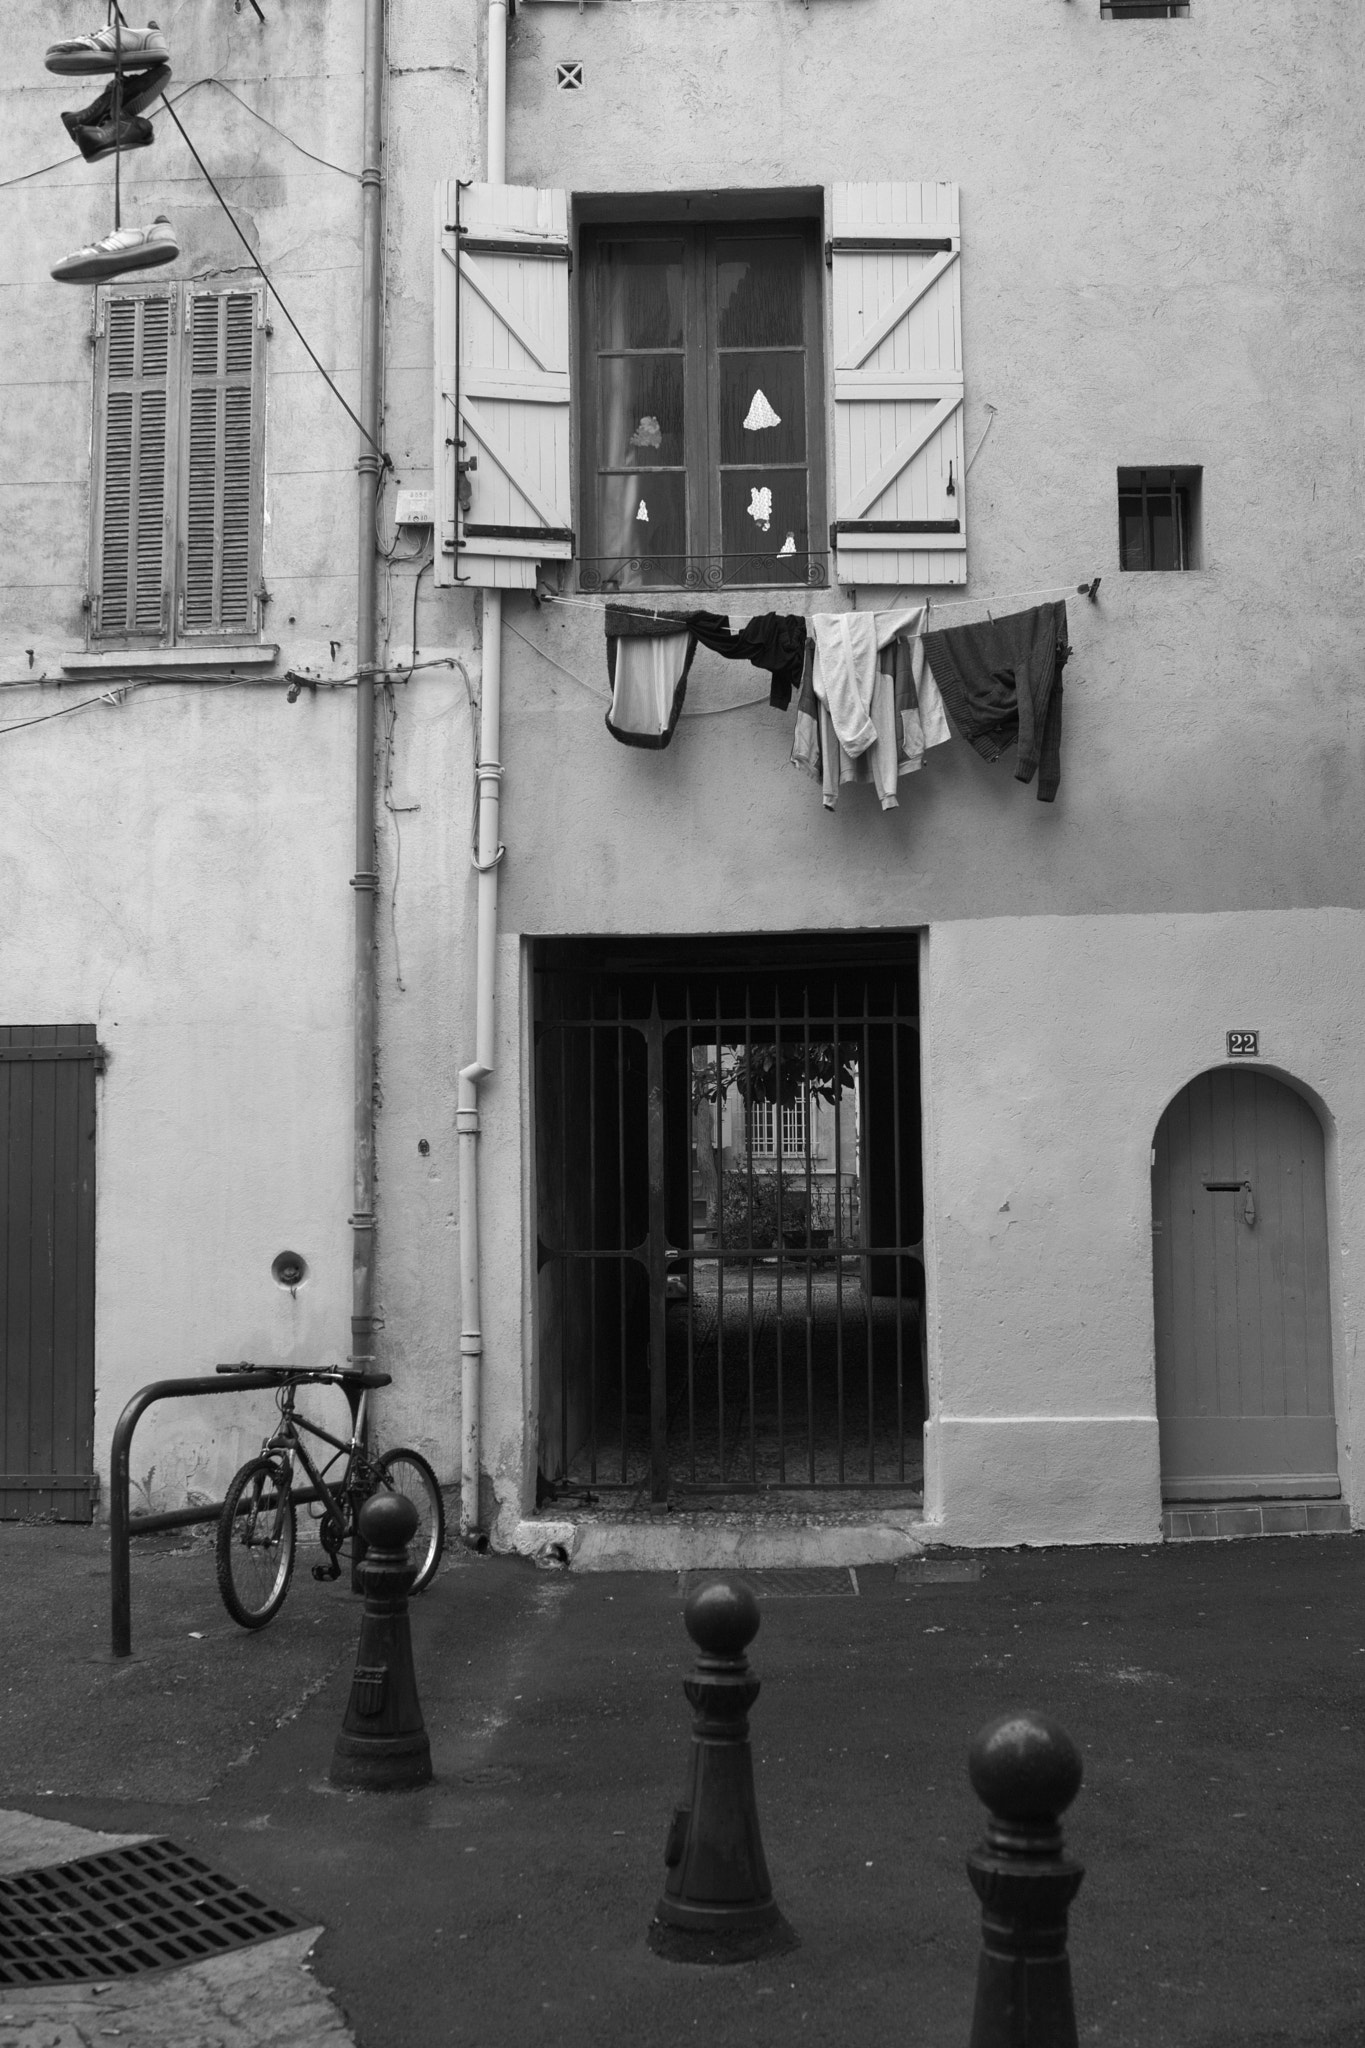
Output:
[[1226, 1030, 1259, 1057]]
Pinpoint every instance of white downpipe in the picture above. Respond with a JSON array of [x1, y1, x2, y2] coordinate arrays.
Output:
[[458, 590, 503, 1534], [458, 0, 509, 1537]]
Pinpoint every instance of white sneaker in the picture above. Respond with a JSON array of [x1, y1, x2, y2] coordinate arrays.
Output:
[[46, 21, 169, 75], [51, 216, 179, 285]]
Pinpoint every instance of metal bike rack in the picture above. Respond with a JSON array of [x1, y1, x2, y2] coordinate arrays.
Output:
[[109, 1367, 343, 1659]]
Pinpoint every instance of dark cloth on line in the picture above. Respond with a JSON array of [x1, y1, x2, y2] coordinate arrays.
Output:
[[603, 605, 731, 749], [920, 600, 1069, 802], [690, 611, 809, 710]]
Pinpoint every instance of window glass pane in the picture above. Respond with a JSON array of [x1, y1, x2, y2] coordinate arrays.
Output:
[[1146, 491, 1178, 570], [1118, 494, 1146, 570], [596, 470, 687, 587], [715, 238, 805, 348], [718, 351, 806, 465], [598, 242, 684, 349], [598, 356, 684, 467], [720, 468, 811, 586]]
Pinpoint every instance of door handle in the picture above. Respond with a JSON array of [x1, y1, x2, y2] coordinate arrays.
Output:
[[1202, 1178, 1255, 1226]]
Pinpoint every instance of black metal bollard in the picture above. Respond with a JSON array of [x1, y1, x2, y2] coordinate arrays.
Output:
[[965, 1710, 1085, 2048], [329, 1492, 433, 1791], [648, 1577, 798, 1964]]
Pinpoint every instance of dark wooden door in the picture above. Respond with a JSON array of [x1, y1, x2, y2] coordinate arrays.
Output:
[[1152, 1069, 1336, 1501], [0, 1027, 100, 1521]]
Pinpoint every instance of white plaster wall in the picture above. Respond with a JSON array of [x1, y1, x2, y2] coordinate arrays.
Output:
[[919, 911, 1365, 1545]]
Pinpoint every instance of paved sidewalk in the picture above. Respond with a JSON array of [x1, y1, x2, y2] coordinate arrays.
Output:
[[2, 1522, 1364, 2048]]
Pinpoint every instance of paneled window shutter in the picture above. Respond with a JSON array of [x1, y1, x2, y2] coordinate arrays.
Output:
[[92, 289, 175, 637], [180, 287, 265, 635], [829, 182, 966, 588], [435, 182, 573, 591]]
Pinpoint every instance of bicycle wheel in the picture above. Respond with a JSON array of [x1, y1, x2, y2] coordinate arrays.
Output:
[[217, 1457, 297, 1627], [372, 1448, 445, 1592]]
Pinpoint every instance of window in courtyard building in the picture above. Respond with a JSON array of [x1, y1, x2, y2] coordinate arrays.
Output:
[[748, 1096, 809, 1158], [1117, 467, 1201, 571], [578, 221, 825, 589], [1102, 3, 1189, 17], [89, 281, 267, 644]]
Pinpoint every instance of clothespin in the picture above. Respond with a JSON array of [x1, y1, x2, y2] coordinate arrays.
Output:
[[1077, 577, 1101, 604]]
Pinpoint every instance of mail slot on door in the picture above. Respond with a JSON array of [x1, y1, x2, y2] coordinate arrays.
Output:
[[1203, 1178, 1256, 1226]]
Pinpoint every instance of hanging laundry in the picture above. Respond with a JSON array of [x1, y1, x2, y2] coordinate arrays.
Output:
[[691, 613, 808, 711], [743, 390, 782, 432], [603, 605, 731, 750], [747, 487, 773, 532], [51, 215, 178, 284], [630, 415, 662, 450], [793, 612, 950, 810], [809, 601, 924, 759], [920, 601, 1068, 802]]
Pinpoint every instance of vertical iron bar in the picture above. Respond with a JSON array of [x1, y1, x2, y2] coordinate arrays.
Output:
[[559, 1023, 569, 1481], [774, 992, 785, 1486], [715, 986, 725, 1483], [892, 981, 905, 1483], [647, 989, 668, 1503], [588, 991, 598, 1486], [617, 991, 628, 1485], [745, 985, 756, 1485], [863, 982, 875, 1483], [833, 982, 845, 1484], [686, 990, 696, 1484], [803, 988, 815, 1485]]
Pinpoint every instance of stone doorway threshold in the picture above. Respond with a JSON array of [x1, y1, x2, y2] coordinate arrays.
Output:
[[1163, 1498, 1351, 1541], [515, 1488, 927, 1572]]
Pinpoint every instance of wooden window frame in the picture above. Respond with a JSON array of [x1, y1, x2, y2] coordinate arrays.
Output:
[[89, 278, 267, 648], [577, 217, 826, 592]]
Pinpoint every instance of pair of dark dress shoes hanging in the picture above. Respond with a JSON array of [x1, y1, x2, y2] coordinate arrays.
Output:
[[47, 21, 178, 283]]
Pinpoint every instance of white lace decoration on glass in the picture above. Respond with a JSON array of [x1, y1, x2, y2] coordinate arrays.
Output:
[[747, 487, 773, 532], [630, 415, 662, 450], [778, 532, 797, 557], [743, 390, 781, 432], [636, 499, 650, 523]]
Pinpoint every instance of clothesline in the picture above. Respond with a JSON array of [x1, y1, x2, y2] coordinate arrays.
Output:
[[534, 577, 1100, 625], [503, 616, 771, 716]]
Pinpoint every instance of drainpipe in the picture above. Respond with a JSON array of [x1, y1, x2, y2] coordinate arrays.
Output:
[[352, 0, 386, 1373], [456, 0, 509, 1535]]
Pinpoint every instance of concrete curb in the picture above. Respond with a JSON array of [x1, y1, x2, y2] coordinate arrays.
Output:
[[514, 1515, 928, 1572]]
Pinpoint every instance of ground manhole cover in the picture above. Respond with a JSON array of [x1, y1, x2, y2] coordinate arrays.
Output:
[[0, 1839, 301, 1987], [679, 1568, 859, 1597], [896, 1558, 983, 1585]]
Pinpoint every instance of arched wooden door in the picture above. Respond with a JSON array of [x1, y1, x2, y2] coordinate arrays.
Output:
[[1152, 1069, 1337, 1500]]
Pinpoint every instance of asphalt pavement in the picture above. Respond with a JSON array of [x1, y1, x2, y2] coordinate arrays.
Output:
[[3, 1520, 1364, 2048]]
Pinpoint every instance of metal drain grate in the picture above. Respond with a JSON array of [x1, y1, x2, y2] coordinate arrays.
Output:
[[679, 1568, 859, 1598], [0, 1839, 301, 1987]]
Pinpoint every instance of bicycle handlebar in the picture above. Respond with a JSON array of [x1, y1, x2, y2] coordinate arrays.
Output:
[[213, 1363, 392, 1389]]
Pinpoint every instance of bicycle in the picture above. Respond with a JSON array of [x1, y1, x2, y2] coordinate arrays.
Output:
[[213, 1365, 445, 1629]]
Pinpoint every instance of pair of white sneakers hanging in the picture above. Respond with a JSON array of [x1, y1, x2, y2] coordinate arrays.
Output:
[[48, 21, 178, 285]]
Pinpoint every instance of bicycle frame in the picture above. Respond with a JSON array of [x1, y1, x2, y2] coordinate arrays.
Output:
[[258, 1379, 378, 1557]]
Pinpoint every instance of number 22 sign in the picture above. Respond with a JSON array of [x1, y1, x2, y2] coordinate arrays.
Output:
[[1226, 1030, 1259, 1057]]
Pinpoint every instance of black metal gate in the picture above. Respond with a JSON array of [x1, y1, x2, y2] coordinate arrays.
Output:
[[534, 940, 924, 1499]]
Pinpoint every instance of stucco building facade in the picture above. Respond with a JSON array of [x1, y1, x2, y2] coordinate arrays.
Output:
[[2, 0, 1362, 1557]]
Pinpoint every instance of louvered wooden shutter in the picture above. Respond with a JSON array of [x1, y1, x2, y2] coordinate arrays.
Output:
[[830, 182, 966, 588], [92, 289, 174, 637], [434, 182, 573, 591], [179, 286, 265, 635]]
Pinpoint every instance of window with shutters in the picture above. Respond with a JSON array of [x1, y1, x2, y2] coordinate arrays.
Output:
[[89, 280, 266, 644], [577, 220, 826, 591]]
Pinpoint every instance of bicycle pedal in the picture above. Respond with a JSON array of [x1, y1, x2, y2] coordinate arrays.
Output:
[[311, 1561, 341, 1583]]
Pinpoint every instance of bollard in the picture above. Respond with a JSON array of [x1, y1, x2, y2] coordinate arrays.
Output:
[[648, 1576, 797, 1964], [329, 1492, 433, 1790], [965, 1710, 1085, 2048]]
